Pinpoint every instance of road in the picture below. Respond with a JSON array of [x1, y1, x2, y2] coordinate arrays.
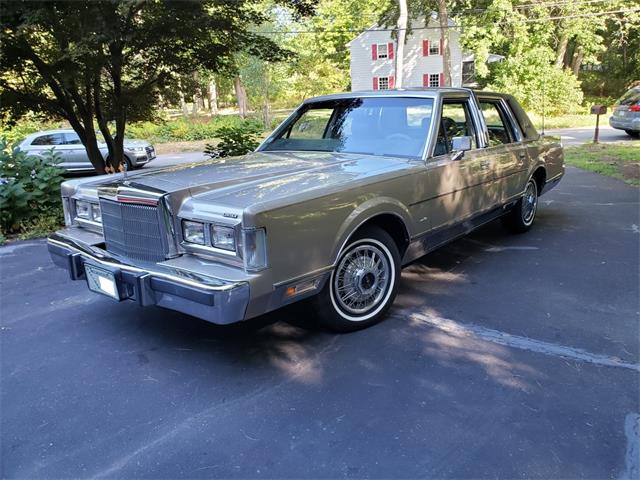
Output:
[[544, 125, 635, 145], [1, 166, 638, 478]]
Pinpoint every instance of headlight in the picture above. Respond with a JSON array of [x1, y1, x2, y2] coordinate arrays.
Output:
[[129, 146, 146, 152], [91, 204, 102, 223], [242, 228, 267, 271], [211, 225, 236, 251], [76, 200, 91, 220], [182, 220, 205, 244]]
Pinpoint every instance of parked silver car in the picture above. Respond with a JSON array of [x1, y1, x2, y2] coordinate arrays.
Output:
[[48, 88, 564, 332], [17, 129, 156, 172], [609, 87, 640, 138]]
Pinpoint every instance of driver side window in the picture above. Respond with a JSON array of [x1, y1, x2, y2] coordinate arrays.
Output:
[[434, 101, 477, 156]]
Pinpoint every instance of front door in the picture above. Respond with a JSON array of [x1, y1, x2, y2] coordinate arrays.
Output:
[[414, 96, 496, 233]]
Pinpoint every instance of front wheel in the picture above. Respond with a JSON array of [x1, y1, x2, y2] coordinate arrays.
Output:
[[625, 130, 640, 139], [502, 178, 538, 233], [312, 226, 401, 332]]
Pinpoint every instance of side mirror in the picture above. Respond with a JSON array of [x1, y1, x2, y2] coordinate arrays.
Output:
[[451, 136, 472, 161], [452, 136, 472, 152]]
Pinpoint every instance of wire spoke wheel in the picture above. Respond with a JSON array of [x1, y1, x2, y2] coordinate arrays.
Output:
[[333, 244, 391, 317], [521, 180, 538, 225]]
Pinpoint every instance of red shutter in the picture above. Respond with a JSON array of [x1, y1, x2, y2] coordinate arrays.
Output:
[[423, 74, 429, 87], [423, 40, 429, 56], [371, 44, 377, 60], [388, 42, 394, 60], [389, 76, 395, 89], [373, 77, 378, 90], [440, 38, 444, 55], [440, 73, 445, 86]]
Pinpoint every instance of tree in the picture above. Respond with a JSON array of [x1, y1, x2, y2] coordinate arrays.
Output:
[[0, 0, 315, 174], [395, 0, 409, 87]]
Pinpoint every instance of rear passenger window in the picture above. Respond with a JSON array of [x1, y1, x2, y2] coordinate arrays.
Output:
[[480, 101, 515, 146], [64, 133, 82, 145], [31, 134, 64, 146]]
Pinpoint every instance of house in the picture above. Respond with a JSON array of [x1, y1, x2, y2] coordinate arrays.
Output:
[[347, 16, 464, 91]]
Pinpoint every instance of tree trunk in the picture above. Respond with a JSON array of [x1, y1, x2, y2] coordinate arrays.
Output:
[[437, 0, 452, 86], [555, 32, 568, 68], [395, 0, 408, 88], [207, 79, 218, 115], [571, 46, 584, 76], [234, 75, 249, 119]]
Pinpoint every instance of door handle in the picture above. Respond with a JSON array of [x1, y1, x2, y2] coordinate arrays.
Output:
[[519, 152, 526, 159]]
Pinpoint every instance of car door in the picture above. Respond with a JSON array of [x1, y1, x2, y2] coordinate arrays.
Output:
[[477, 96, 528, 203], [63, 132, 94, 170], [27, 133, 66, 161], [414, 94, 496, 233]]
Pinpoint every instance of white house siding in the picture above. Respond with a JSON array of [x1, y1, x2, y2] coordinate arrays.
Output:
[[349, 18, 462, 91]]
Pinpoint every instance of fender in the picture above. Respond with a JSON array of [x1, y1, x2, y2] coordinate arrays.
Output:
[[330, 196, 413, 265]]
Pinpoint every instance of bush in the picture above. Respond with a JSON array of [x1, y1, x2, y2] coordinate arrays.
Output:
[[0, 142, 65, 234], [126, 115, 261, 143], [488, 47, 584, 116], [204, 121, 263, 158]]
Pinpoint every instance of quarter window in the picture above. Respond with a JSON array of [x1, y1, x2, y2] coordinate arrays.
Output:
[[64, 132, 82, 145]]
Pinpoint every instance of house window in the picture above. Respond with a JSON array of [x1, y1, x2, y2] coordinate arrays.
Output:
[[377, 43, 388, 59], [429, 73, 440, 87], [378, 77, 390, 90], [429, 41, 440, 56]]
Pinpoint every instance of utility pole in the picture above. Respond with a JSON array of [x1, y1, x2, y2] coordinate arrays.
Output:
[[395, 0, 408, 88]]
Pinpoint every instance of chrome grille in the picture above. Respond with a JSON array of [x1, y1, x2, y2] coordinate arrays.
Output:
[[100, 199, 166, 262]]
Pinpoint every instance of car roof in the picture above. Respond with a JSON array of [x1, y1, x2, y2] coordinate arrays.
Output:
[[26, 129, 76, 137], [305, 87, 475, 103], [304, 88, 514, 104]]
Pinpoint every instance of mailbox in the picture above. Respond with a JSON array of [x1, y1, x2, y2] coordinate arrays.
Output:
[[591, 105, 607, 115]]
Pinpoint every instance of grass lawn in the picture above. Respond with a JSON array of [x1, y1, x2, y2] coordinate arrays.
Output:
[[528, 113, 608, 130], [564, 143, 640, 186]]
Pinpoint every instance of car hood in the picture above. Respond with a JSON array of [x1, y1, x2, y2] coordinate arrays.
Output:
[[91, 151, 416, 211]]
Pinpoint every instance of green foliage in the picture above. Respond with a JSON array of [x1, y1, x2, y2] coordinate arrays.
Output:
[[0, 143, 65, 234], [126, 115, 259, 143], [488, 48, 584, 116], [204, 121, 263, 158]]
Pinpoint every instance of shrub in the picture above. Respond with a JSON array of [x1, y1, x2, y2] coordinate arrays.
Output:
[[204, 121, 263, 158], [0, 142, 65, 234], [488, 47, 584, 116]]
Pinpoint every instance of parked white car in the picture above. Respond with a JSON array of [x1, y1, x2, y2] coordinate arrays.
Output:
[[17, 129, 156, 172]]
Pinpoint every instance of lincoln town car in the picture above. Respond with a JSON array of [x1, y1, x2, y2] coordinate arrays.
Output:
[[48, 88, 564, 331]]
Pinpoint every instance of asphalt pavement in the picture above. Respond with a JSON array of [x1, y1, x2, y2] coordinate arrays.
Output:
[[544, 125, 635, 145], [1, 167, 639, 479]]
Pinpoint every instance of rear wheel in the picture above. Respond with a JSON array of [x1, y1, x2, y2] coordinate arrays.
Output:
[[312, 226, 400, 332], [502, 178, 538, 233]]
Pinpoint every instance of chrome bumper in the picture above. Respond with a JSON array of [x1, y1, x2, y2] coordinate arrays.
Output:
[[47, 233, 249, 324]]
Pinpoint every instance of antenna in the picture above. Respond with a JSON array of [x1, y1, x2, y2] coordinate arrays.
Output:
[[541, 77, 546, 135]]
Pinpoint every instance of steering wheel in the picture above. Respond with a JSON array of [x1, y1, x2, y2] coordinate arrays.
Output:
[[386, 133, 412, 143]]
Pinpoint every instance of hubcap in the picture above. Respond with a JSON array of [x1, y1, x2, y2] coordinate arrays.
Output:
[[522, 180, 538, 225], [333, 244, 390, 316]]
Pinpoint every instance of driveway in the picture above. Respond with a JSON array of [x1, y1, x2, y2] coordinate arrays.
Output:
[[1, 167, 638, 479], [545, 125, 635, 145]]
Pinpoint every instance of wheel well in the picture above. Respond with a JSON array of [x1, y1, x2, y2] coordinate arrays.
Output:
[[532, 167, 546, 193], [351, 214, 411, 256]]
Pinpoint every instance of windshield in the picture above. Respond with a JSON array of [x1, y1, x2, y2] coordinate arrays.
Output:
[[261, 97, 434, 159]]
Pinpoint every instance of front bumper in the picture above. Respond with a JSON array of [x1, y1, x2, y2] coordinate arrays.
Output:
[[47, 233, 249, 324]]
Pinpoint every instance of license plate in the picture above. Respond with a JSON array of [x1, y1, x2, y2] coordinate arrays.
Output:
[[85, 264, 120, 300]]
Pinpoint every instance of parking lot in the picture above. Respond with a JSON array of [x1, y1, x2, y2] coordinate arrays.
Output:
[[1, 166, 638, 478]]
